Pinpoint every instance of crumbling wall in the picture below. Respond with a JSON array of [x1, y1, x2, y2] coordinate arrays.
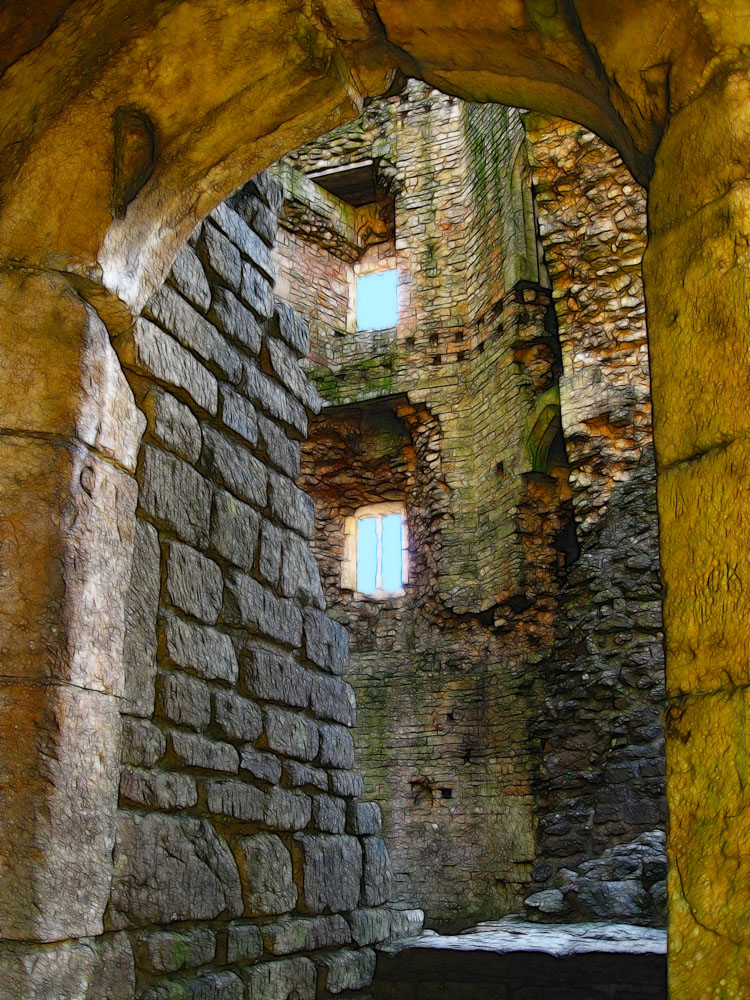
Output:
[[282, 87, 575, 928], [272, 90, 666, 933], [524, 115, 666, 912]]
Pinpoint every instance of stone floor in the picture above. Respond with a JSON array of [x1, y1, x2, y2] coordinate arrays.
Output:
[[371, 918, 667, 999]]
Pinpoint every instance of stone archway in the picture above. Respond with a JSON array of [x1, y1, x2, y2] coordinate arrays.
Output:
[[1, 3, 749, 996]]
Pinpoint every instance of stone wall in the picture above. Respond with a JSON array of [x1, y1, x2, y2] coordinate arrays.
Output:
[[524, 116, 666, 900], [280, 87, 577, 928], [0, 172, 423, 998], [274, 91, 666, 931]]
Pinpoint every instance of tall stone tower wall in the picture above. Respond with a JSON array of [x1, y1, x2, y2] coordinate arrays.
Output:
[[273, 87, 666, 929]]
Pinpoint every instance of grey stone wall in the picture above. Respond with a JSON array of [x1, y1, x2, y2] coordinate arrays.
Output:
[[100, 174, 419, 998]]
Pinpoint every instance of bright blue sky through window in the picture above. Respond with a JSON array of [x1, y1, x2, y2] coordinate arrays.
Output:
[[356, 270, 398, 330], [357, 517, 378, 593], [381, 514, 402, 591], [356, 512, 403, 593]]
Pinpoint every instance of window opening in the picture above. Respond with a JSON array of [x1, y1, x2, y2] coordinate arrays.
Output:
[[355, 269, 398, 330], [342, 502, 408, 596]]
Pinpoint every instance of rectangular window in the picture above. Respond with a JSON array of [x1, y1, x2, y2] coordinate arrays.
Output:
[[355, 270, 398, 331], [342, 502, 408, 596]]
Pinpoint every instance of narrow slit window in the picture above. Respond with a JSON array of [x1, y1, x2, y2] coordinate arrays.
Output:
[[342, 502, 408, 596], [355, 270, 398, 330]]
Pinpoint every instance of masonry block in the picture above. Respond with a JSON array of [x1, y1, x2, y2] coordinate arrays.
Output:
[[294, 834, 363, 914], [235, 834, 298, 916]]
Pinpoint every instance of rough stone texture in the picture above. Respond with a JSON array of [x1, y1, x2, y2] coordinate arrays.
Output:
[[0, 3, 746, 996], [122, 518, 161, 716], [234, 834, 298, 916], [107, 813, 243, 929], [284, 86, 665, 932], [164, 541, 224, 622], [525, 831, 666, 925], [0, 933, 135, 1000], [524, 115, 666, 890], [90, 187, 404, 997], [242, 957, 316, 1000], [294, 834, 363, 914]]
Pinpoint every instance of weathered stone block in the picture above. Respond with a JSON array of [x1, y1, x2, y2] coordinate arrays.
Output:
[[232, 191, 278, 247], [266, 336, 321, 412], [347, 801, 382, 836], [211, 201, 276, 282], [240, 263, 274, 319], [240, 747, 283, 784], [165, 541, 223, 623], [257, 412, 300, 478], [139, 445, 211, 547], [122, 518, 160, 717], [107, 813, 242, 928], [141, 385, 202, 463], [224, 570, 303, 647], [265, 787, 313, 831], [202, 425, 267, 508], [284, 760, 328, 791], [387, 908, 424, 940], [318, 723, 356, 769], [213, 688, 263, 742], [134, 926, 216, 974], [146, 284, 243, 382], [225, 922, 263, 964], [157, 669, 212, 730], [347, 907, 392, 947], [303, 608, 349, 674], [204, 778, 267, 821], [234, 834, 298, 916], [169, 243, 212, 313], [163, 614, 239, 683], [221, 385, 258, 445], [0, 440, 136, 695], [120, 766, 198, 810], [243, 361, 307, 436], [121, 717, 167, 767], [268, 469, 315, 537], [329, 770, 364, 799], [0, 682, 121, 941], [120, 318, 218, 415], [210, 489, 260, 572], [261, 914, 351, 956], [310, 673, 356, 726], [263, 706, 320, 762], [241, 644, 312, 709], [200, 221, 242, 292], [171, 731, 240, 773], [241, 957, 316, 1000], [313, 794, 347, 834], [247, 171, 284, 216], [318, 947, 376, 994], [274, 302, 310, 358], [210, 286, 264, 355], [259, 518, 283, 587], [294, 834, 362, 914], [280, 531, 325, 610], [142, 970, 243, 1000], [361, 837, 394, 907], [0, 933, 135, 1000]]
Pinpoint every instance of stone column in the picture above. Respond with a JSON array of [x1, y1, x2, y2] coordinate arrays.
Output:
[[644, 68, 750, 998], [0, 267, 144, 944]]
